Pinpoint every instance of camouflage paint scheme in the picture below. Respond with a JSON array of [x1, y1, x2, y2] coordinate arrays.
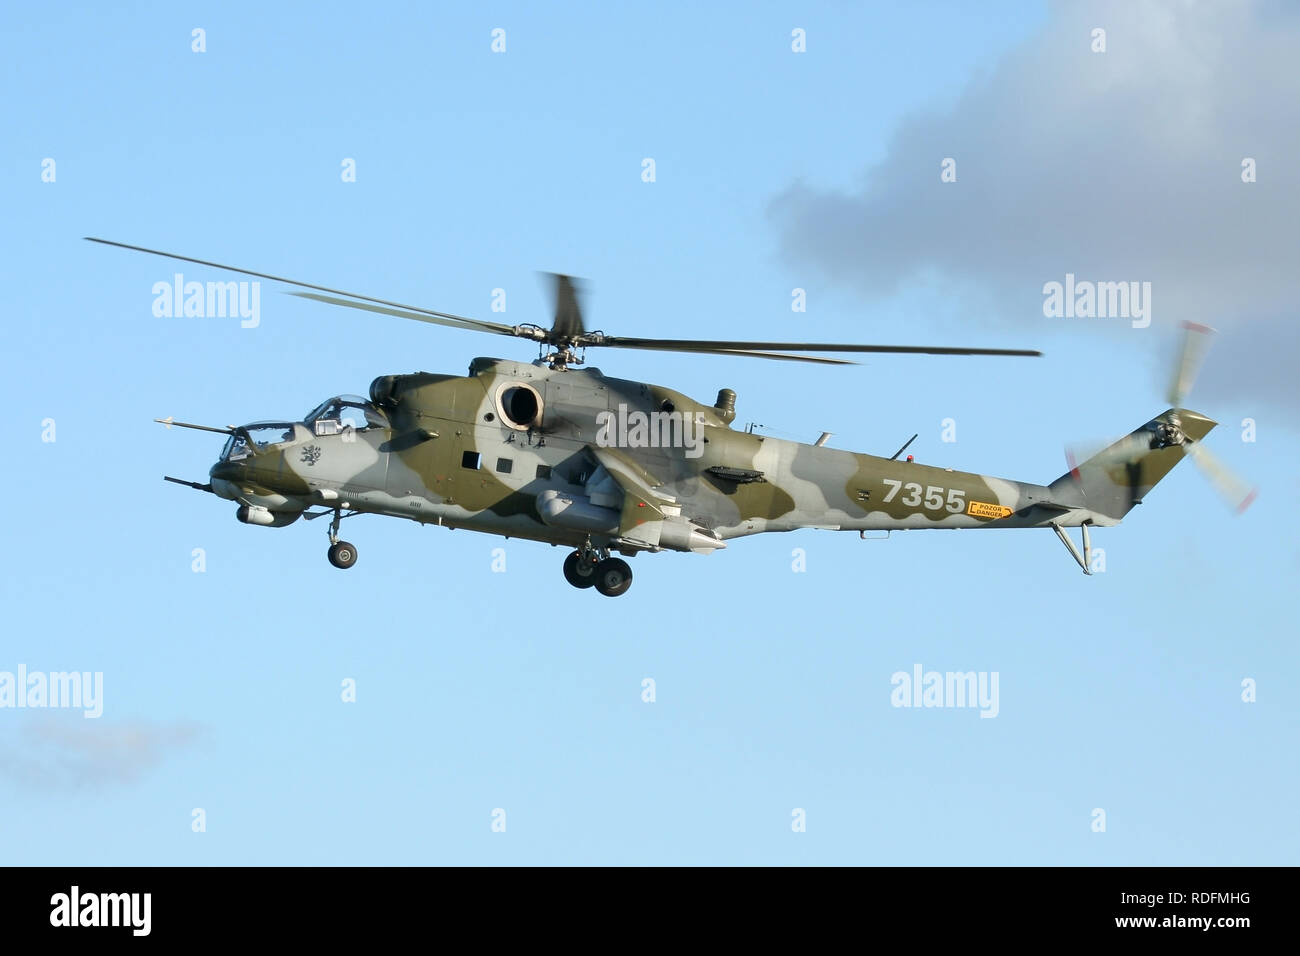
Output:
[[208, 356, 1214, 559]]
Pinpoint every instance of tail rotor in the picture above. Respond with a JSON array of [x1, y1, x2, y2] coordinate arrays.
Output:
[[1058, 321, 1257, 516], [1164, 322, 1257, 514]]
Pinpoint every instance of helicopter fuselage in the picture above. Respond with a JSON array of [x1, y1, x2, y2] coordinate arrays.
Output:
[[207, 356, 1156, 560]]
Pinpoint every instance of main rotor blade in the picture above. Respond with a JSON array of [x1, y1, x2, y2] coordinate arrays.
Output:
[[85, 237, 513, 336], [88, 237, 1037, 361], [548, 273, 585, 341], [1168, 321, 1216, 409], [1187, 442, 1257, 514], [622, 346, 855, 366], [291, 293, 517, 336], [592, 336, 1041, 358]]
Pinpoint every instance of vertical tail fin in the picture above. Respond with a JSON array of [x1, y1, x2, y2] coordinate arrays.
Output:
[[1048, 409, 1216, 520]]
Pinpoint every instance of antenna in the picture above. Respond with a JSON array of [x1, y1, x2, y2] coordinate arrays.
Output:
[[889, 433, 919, 461]]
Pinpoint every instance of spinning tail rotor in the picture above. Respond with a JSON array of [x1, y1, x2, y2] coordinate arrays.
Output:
[[1059, 322, 1256, 518]]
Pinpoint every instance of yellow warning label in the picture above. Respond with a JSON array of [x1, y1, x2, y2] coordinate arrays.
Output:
[[967, 500, 1013, 519]]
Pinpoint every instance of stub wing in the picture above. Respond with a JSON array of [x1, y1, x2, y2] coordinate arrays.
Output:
[[585, 445, 725, 554]]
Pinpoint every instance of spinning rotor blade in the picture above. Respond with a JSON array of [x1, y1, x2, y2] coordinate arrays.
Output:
[[89, 237, 1041, 361], [290, 301, 849, 361], [1186, 442, 1258, 514], [1168, 321, 1215, 409], [1066, 439, 1112, 479], [86, 237, 516, 337], [629, 347, 854, 366], [1065, 433, 1147, 472], [547, 273, 586, 341], [1063, 321, 1256, 516], [290, 293, 517, 336], [1064, 434, 1148, 511], [1165, 321, 1257, 513], [593, 337, 1041, 358]]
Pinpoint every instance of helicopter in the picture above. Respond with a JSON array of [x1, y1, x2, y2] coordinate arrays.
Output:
[[89, 238, 1255, 597]]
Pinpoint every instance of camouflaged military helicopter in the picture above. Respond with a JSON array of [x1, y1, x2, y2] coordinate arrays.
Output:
[[90, 238, 1254, 597]]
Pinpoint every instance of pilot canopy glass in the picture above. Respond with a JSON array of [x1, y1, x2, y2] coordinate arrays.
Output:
[[303, 395, 387, 437], [221, 423, 297, 460]]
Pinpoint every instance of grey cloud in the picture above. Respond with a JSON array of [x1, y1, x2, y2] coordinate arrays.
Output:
[[0, 717, 203, 792], [770, 0, 1300, 410]]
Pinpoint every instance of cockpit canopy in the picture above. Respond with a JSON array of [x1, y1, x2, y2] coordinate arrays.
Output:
[[221, 422, 298, 461], [302, 395, 388, 436], [218, 397, 388, 460]]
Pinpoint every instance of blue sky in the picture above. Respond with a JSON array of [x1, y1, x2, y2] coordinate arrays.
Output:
[[2, 1, 1296, 865]]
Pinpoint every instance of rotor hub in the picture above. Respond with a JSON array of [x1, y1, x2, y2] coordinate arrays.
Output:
[[1150, 419, 1186, 449]]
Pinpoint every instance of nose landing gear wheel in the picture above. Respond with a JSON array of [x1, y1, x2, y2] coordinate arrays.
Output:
[[328, 541, 358, 569], [593, 557, 633, 597], [563, 550, 598, 589]]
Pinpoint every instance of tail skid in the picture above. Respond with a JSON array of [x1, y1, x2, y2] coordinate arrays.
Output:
[[1051, 521, 1095, 575]]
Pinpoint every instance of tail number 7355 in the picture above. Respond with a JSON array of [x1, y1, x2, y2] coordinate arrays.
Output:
[[881, 478, 966, 513]]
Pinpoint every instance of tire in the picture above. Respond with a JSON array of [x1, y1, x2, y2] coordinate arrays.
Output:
[[593, 557, 633, 597], [328, 541, 358, 569], [563, 550, 598, 588]]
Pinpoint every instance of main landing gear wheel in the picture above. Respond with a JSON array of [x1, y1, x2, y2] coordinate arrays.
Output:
[[328, 541, 358, 569], [594, 557, 633, 597], [563, 550, 599, 589], [325, 508, 357, 569]]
